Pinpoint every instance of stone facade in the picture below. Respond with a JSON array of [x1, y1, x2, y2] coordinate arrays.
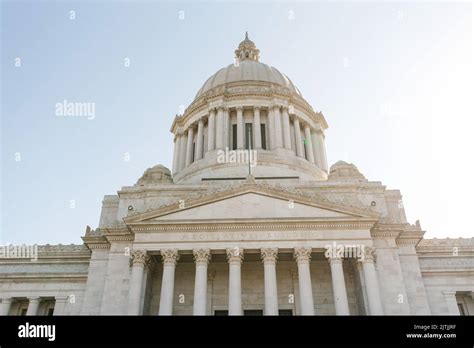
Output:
[[1, 34, 473, 316]]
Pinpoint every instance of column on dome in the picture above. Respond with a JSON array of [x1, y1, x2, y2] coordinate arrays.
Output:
[[193, 249, 211, 315], [196, 119, 204, 160], [253, 106, 262, 149], [261, 248, 279, 315], [236, 107, 244, 149], [281, 106, 291, 150], [293, 117, 304, 158], [267, 107, 275, 150], [226, 248, 244, 315], [223, 107, 230, 149], [185, 126, 194, 166], [311, 131, 322, 169], [159, 249, 179, 315], [215, 107, 224, 149], [172, 135, 179, 174], [303, 124, 315, 164], [179, 133, 187, 171], [315, 128, 328, 172], [127, 250, 150, 315], [273, 105, 283, 149], [294, 247, 315, 315], [208, 109, 216, 151]]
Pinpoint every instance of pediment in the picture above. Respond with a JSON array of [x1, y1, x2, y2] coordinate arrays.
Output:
[[124, 184, 379, 225]]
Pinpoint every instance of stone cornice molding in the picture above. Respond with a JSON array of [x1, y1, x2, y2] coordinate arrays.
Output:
[[124, 181, 380, 226]]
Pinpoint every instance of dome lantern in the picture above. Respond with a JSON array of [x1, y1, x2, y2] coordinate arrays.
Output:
[[234, 31, 260, 62]]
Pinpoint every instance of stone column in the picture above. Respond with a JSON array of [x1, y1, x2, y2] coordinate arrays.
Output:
[[172, 136, 179, 174], [127, 250, 150, 315], [267, 107, 275, 150], [443, 291, 460, 315], [236, 107, 244, 149], [179, 133, 187, 171], [293, 117, 304, 158], [196, 119, 204, 160], [253, 106, 262, 149], [261, 248, 279, 315], [273, 105, 283, 149], [304, 124, 315, 164], [215, 107, 224, 149], [159, 249, 179, 315], [0, 298, 13, 316], [327, 255, 350, 315], [208, 109, 216, 151], [281, 106, 291, 150], [315, 128, 328, 172], [223, 107, 230, 149], [226, 248, 244, 315], [53, 296, 68, 315], [193, 249, 211, 315], [311, 131, 322, 168], [359, 247, 384, 315], [26, 297, 41, 316], [294, 247, 315, 315], [185, 127, 194, 166]]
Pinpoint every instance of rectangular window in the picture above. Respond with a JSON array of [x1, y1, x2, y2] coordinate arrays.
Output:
[[47, 307, 55, 316], [278, 309, 293, 316], [245, 123, 253, 149], [244, 309, 263, 316], [260, 124, 266, 150], [232, 124, 237, 150], [214, 310, 228, 316]]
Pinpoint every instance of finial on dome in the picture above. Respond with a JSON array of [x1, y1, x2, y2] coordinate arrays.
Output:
[[235, 32, 260, 62]]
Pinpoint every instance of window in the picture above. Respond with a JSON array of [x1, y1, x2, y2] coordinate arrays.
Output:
[[458, 303, 466, 315], [214, 310, 228, 316], [244, 310, 263, 316], [47, 307, 54, 316], [232, 124, 237, 150], [245, 123, 253, 149], [20, 308, 27, 316], [260, 124, 266, 149]]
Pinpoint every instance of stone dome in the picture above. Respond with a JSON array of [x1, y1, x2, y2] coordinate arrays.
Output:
[[195, 33, 302, 99]]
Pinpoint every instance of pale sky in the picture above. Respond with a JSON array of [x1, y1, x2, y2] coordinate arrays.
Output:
[[1, 1, 473, 245]]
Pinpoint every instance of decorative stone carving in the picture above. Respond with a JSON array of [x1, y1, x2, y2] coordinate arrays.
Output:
[[161, 249, 180, 265], [226, 247, 244, 263], [358, 246, 376, 263], [193, 249, 211, 265], [130, 250, 151, 267], [293, 247, 312, 263], [136, 165, 172, 186], [261, 248, 278, 264]]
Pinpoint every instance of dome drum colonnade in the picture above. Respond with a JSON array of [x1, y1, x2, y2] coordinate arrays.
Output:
[[170, 34, 329, 183]]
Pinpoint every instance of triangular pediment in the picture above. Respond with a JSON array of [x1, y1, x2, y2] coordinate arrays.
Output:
[[124, 183, 379, 225]]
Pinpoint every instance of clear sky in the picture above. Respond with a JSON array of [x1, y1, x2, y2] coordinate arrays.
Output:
[[1, 1, 472, 245]]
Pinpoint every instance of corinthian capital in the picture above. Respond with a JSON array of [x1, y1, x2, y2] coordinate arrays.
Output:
[[193, 249, 211, 265], [294, 247, 312, 263], [261, 248, 278, 264], [130, 250, 151, 267], [161, 249, 180, 265], [358, 246, 376, 264], [226, 247, 244, 264]]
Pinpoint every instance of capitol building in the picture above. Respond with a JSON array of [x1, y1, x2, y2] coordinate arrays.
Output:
[[0, 34, 472, 316]]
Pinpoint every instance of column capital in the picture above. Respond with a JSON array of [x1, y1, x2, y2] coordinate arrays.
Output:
[[273, 104, 281, 110], [226, 248, 244, 264], [130, 250, 151, 267], [442, 291, 457, 297], [358, 246, 376, 264], [261, 248, 278, 264], [209, 107, 217, 115], [193, 249, 211, 265], [235, 106, 243, 112], [253, 105, 261, 111], [327, 254, 344, 264], [161, 249, 180, 265], [217, 105, 228, 112], [54, 296, 69, 304], [28, 297, 41, 302], [294, 247, 312, 263]]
